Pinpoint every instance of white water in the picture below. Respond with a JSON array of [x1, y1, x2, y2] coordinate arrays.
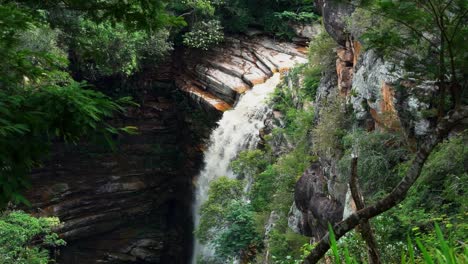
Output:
[[192, 73, 281, 263]]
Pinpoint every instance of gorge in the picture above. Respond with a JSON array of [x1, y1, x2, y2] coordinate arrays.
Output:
[[1, 1, 466, 264], [23, 33, 310, 263]]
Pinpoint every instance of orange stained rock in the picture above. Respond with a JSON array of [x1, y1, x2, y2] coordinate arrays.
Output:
[[369, 82, 401, 131], [353, 41, 362, 67], [183, 85, 232, 112], [249, 77, 267, 86], [296, 46, 309, 54], [234, 85, 250, 94], [381, 82, 397, 114]]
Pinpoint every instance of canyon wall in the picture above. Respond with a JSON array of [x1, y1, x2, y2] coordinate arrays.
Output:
[[25, 70, 199, 263], [24, 33, 310, 264], [290, 0, 435, 240]]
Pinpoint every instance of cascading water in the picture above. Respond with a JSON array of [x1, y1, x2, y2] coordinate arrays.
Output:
[[192, 73, 281, 263]]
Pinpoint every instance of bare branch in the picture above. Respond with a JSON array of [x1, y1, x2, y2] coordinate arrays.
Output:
[[350, 157, 381, 264]]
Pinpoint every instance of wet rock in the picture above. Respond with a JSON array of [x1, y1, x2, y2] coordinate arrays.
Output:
[[294, 163, 344, 240], [315, 0, 355, 45], [290, 23, 322, 40], [25, 90, 197, 264], [177, 35, 309, 112], [288, 202, 312, 237]]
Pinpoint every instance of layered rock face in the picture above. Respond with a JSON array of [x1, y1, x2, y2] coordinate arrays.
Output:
[[290, 0, 436, 239], [23, 32, 310, 264], [25, 83, 198, 263], [176, 34, 308, 112], [293, 164, 343, 240]]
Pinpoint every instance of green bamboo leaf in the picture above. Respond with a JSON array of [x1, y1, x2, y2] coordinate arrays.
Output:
[[415, 238, 434, 264], [328, 223, 341, 263]]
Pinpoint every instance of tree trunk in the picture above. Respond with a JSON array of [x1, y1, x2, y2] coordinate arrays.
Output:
[[303, 107, 468, 264], [437, 28, 446, 119], [350, 157, 381, 264]]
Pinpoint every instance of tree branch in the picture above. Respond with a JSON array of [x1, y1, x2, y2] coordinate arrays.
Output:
[[303, 107, 468, 264], [350, 157, 381, 264]]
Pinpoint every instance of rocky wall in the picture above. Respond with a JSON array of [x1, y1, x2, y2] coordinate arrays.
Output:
[[25, 80, 201, 263]]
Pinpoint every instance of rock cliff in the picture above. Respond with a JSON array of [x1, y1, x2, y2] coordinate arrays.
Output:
[[24, 33, 309, 264], [290, 0, 436, 239], [176, 34, 308, 112], [25, 77, 199, 263]]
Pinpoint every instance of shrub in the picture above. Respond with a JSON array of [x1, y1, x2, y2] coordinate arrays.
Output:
[[250, 165, 277, 211], [196, 177, 243, 243], [302, 66, 321, 100], [312, 95, 348, 160], [182, 20, 224, 50], [74, 19, 172, 79], [0, 211, 66, 264], [196, 178, 262, 262], [263, 11, 319, 40], [337, 129, 409, 199], [308, 29, 336, 70], [214, 200, 263, 261], [231, 149, 270, 179], [269, 229, 309, 263]]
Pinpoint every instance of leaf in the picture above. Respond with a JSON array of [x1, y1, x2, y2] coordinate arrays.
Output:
[[415, 238, 434, 264], [328, 223, 341, 263]]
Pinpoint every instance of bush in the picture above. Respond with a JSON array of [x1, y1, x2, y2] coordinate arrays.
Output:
[[196, 178, 262, 262], [312, 95, 348, 160], [182, 20, 224, 50], [302, 66, 321, 100], [231, 149, 270, 179], [397, 132, 468, 238], [263, 11, 319, 40], [308, 29, 336, 70], [0, 211, 66, 264], [196, 177, 243, 243], [250, 165, 277, 211], [74, 19, 172, 79], [214, 200, 263, 261], [269, 229, 309, 263], [323, 222, 467, 264], [337, 129, 409, 199]]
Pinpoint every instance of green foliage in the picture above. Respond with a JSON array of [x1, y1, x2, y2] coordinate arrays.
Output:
[[173, 0, 319, 45], [332, 132, 468, 263], [0, 211, 66, 264], [217, 0, 252, 33], [338, 129, 409, 199], [270, 229, 310, 263], [73, 19, 172, 79], [264, 11, 318, 39], [177, 0, 224, 16], [214, 200, 262, 261], [324, 222, 467, 264], [302, 66, 321, 100], [196, 177, 243, 243], [396, 132, 468, 238], [250, 165, 277, 211], [0, 83, 135, 208], [312, 95, 348, 160], [0, 3, 137, 208], [350, 0, 467, 109], [182, 20, 224, 50], [17, 26, 67, 63], [16, 0, 187, 31], [196, 178, 262, 262], [231, 149, 270, 179], [308, 29, 336, 70]]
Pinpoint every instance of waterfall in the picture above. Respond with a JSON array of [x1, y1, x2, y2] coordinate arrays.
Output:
[[343, 185, 354, 219], [192, 73, 281, 263]]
